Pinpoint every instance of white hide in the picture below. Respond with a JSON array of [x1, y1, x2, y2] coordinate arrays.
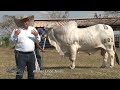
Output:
[[45, 21, 117, 69], [47, 21, 114, 56]]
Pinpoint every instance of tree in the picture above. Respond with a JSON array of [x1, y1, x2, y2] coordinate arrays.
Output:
[[0, 15, 17, 36], [0, 15, 17, 47], [43, 11, 69, 18], [94, 13, 98, 18], [103, 11, 120, 17], [93, 13, 102, 18]]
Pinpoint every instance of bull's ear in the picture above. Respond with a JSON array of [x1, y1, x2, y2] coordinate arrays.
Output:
[[44, 27, 49, 30]]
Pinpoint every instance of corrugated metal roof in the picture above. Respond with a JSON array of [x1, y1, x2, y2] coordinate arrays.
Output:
[[33, 17, 120, 27], [34, 21, 69, 27], [34, 16, 120, 21]]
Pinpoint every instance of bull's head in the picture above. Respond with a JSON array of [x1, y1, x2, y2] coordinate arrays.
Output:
[[43, 23, 56, 37], [44, 23, 56, 30]]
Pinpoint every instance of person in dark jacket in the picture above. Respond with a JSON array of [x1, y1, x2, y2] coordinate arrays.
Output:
[[34, 27, 46, 70]]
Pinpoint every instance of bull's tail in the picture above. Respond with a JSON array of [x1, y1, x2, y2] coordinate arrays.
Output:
[[113, 45, 120, 64]]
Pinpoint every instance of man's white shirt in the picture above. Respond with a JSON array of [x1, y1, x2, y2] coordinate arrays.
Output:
[[10, 26, 41, 52]]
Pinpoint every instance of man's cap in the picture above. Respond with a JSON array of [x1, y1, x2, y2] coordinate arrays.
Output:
[[37, 28, 45, 35]]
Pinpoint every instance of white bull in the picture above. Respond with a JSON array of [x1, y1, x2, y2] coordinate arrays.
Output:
[[45, 21, 119, 69]]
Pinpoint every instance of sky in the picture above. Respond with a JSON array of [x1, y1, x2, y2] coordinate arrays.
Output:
[[0, 11, 104, 20]]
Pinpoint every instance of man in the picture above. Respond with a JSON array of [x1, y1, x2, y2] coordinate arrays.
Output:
[[34, 27, 46, 70], [9, 15, 40, 79]]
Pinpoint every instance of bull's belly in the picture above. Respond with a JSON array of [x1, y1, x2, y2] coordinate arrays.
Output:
[[78, 46, 97, 51], [78, 44, 100, 55], [78, 48, 99, 55], [80, 43, 98, 49]]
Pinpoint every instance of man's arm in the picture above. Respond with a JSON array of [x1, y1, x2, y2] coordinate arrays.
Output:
[[31, 27, 41, 43], [36, 43, 44, 52], [9, 29, 20, 44]]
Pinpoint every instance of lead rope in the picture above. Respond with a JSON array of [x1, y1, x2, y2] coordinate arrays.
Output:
[[33, 50, 40, 72], [41, 38, 47, 69]]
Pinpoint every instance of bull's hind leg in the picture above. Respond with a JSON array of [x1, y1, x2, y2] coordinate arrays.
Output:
[[69, 45, 77, 69], [101, 52, 108, 68], [100, 50, 108, 68], [107, 50, 115, 68]]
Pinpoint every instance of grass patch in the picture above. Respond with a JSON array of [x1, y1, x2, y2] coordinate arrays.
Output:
[[0, 47, 120, 79]]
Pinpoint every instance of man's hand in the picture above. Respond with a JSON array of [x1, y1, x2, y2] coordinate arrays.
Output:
[[15, 29, 21, 36], [31, 30, 39, 36], [41, 49, 45, 52], [36, 43, 45, 52]]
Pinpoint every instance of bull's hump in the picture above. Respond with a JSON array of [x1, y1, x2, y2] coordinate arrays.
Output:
[[103, 24, 108, 29], [96, 24, 109, 30]]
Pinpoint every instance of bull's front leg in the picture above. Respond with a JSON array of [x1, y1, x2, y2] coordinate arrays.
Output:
[[69, 45, 77, 69]]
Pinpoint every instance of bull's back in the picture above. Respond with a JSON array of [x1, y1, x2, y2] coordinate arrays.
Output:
[[96, 24, 115, 43], [80, 24, 114, 40], [78, 24, 114, 49]]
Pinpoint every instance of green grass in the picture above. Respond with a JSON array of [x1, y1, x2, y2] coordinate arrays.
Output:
[[0, 47, 120, 79]]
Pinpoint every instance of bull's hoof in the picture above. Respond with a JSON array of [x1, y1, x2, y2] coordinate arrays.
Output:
[[109, 65, 114, 68], [100, 65, 113, 68], [100, 65, 107, 68], [70, 65, 75, 69]]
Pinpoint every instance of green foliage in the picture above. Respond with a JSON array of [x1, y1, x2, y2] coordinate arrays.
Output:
[[1, 35, 10, 47]]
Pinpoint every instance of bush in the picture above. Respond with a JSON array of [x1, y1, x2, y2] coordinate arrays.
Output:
[[1, 35, 10, 47]]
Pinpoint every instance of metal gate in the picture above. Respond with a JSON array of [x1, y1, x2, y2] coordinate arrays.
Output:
[[115, 34, 120, 48]]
